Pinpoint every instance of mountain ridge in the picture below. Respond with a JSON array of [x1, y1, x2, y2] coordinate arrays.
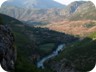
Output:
[[0, 1, 96, 25], [2, 0, 65, 9]]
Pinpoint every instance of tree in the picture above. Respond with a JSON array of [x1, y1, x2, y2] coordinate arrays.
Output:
[[0, 16, 3, 24]]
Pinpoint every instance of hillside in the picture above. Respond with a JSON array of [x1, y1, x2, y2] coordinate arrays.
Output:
[[59, 1, 86, 17], [33, 1, 96, 37], [1, 14, 96, 72], [0, 13, 39, 72], [0, 6, 64, 23], [40, 20, 96, 37], [69, 1, 96, 20], [0, 1, 96, 25], [2, 0, 65, 9], [0, 14, 78, 72], [47, 32, 96, 72]]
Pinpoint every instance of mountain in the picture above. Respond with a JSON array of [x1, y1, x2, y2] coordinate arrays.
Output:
[[0, 6, 64, 23], [2, 0, 65, 9], [69, 1, 96, 20], [1, 1, 96, 72], [0, 1, 96, 25], [59, 1, 86, 16]]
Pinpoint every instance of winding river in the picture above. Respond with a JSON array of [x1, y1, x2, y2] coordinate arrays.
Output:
[[37, 44, 65, 69]]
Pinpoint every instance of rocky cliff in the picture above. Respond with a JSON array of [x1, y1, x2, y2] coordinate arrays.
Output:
[[0, 1, 95, 24], [0, 25, 16, 71]]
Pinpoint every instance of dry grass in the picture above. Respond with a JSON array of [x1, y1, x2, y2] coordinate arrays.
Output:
[[38, 20, 96, 37]]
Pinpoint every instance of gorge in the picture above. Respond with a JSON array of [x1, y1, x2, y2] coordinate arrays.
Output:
[[37, 44, 65, 69]]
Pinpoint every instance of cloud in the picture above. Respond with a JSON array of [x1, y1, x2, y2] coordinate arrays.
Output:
[[54, 0, 81, 5]]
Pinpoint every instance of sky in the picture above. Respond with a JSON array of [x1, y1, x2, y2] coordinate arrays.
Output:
[[54, 0, 88, 5], [54, 0, 96, 6], [0, 0, 96, 6]]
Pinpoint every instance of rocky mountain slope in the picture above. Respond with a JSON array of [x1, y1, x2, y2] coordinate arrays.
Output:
[[2, 0, 65, 9], [0, 23, 16, 71], [0, 1, 96, 24], [69, 1, 96, 20]]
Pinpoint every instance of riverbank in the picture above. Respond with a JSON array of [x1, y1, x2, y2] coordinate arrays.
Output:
[[37, 44, 65, 69]]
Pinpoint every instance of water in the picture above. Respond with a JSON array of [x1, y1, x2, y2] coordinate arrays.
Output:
[[37, 44, 65, 69]]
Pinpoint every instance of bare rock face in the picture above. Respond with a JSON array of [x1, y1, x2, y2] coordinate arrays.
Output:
[[0, 25, 16, 71]]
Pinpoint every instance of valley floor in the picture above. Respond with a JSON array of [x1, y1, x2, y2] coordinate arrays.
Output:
[[37, 20, 96, 37]]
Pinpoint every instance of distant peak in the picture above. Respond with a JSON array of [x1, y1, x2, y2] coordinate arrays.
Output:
[[2, 0, 65, 9]]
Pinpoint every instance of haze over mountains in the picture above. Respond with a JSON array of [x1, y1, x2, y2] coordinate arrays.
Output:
[[0, 0, 96, 24], [2, 0, 65, 9]]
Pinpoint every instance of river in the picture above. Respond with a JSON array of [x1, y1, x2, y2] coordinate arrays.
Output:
[[37, 44, 65, 69]]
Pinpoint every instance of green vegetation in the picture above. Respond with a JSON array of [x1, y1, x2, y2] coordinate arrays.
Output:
[[0, 14, 42, 72], [83, 22, 96, 28], [0, 14, 78, 72], [14, 55, 53, 72], [0, 17, 3, 24], [53, 32, 96, 71], [38, 43, 55, 56], [39, 43, 55, 52], [0, 1, 96, 72], [89, 32, 96, 39]]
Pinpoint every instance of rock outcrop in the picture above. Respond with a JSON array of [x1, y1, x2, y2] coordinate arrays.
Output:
[[0, 25, 16, 71]]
